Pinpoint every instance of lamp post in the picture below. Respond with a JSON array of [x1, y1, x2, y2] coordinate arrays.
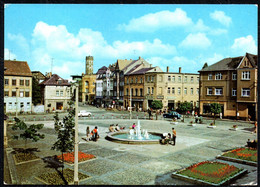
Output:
[[16, 87, 18, 117], [74, 84, 79, 185]]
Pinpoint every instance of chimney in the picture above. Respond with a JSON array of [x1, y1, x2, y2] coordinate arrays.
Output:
[[166, 66, 169, 72], [179, 67, 182, 73], [139, 56, 141, 60]]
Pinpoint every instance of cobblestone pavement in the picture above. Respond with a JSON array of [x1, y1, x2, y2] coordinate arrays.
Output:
[[4, 113, 257, 185]]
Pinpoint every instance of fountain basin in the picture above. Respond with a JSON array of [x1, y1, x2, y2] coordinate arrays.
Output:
[[106, 131, 163, 144]]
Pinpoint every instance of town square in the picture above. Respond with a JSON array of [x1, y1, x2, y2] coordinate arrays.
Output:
[[3, 3, 258, 186]]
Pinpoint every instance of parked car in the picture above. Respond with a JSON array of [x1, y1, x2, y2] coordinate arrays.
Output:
[[163, 111, 182, 119], [78, 110, 91, 117]]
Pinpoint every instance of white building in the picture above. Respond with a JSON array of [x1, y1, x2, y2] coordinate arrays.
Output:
[[4, 60, 32, 114], [39, 74, 71, 112]]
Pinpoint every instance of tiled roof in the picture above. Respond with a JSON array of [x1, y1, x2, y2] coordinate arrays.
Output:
[[117, 59, 133, 70], [199, 53, 258, 72], [4, 60, 32, 77], [96, 66, 107, 74], [39, 74, 70, 86], [126, 67, 154, 75]]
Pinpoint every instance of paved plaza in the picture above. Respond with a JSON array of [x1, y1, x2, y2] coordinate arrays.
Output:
[[4, 106, 258, 185]]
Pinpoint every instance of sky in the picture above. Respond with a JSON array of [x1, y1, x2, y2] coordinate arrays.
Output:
[[4, 4, 258, 80]]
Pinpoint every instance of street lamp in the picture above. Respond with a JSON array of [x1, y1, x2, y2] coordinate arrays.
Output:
[[74, 84, 79, 185]]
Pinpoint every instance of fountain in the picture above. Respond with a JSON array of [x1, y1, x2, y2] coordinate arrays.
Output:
[[106, 120, 162, 144]]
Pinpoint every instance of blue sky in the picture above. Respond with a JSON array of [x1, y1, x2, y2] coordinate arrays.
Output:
[[4, 4, 257, 79]]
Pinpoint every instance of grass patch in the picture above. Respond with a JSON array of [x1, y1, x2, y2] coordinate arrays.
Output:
[[222, 147, 257, 162], [14, 152, 39, 164], [37, 168, 90, 185], [177, 161, 243, 184]]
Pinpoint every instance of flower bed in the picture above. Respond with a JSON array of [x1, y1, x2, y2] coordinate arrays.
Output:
[[36, 168, 90, 185], [13, 152, 40, 164], [176, 161, 243, 185], [57, 151, 96, 164], [221, 147, 257, 163]]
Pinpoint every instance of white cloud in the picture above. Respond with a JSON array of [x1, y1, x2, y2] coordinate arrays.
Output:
[[4, 48, 17, 60], [179, 33, 211, 49], [8, 33, 30, 57], [29, 21, 177, 78], [231, 35, 257, 55], [210, 11, 232, 27], [118, 8, 192, 32], [204, 53, 224, 65], [192, 19, 210, 32], [209, 28, 228, 35]]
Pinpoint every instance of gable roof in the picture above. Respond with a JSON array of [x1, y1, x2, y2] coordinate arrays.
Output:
[[4, 60, 32, 77], [116, 59, 133, 70], [199, 53, 258, 72], [39, 74, 70, 86], [96, 66, 107, 74]]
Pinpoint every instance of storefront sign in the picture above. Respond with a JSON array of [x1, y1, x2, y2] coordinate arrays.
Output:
[[157, 96, 164, 99]]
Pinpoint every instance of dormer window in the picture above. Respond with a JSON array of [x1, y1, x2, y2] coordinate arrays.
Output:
[[58, 78, 62, 84]]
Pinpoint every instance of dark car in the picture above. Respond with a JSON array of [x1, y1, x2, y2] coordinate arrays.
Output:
[[163, 111, 182, 119]]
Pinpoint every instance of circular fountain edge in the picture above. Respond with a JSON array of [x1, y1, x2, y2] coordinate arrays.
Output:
[[106, 131, 163, 144]]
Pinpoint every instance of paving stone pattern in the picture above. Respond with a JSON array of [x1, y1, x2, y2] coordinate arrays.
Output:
[[4, 113, 257, 185]]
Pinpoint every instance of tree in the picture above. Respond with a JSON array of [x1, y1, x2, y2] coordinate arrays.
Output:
[[12, 117, 45, 152], [151, 100, 163, 120], [51, 107, 75, 175], [177, 102, 192, 122], [32, 77, 43, 105], [202, 62, 208, 69], [210, 103, 222, 125]]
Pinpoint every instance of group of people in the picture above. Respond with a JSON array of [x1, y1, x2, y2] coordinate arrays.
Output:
[[160, 128, 176, 146], [85, 126, 99, 142], [109, 124, 125, 132]]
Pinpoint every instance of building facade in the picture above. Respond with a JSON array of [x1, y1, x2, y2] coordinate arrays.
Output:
[[144, 67, 199, 112], [4, 60, 33, 114], [199, 53, 258, 120], [95, 66, 107, 106], [39, 74, 71, 112]]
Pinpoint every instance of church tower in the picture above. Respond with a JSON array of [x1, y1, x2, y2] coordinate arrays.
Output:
[[86, 56, 93, 75]]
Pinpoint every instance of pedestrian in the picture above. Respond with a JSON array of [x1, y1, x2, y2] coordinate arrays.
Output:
[[148, 108, 152, 120], [220, 112, 222, 119], [86, 126, 90, 141], [115, 124, 120, 131], [192, 110, 194, 116], [172, 128, 176, 146], [91, 126, 99, 142], [132, 123, 136, 129]]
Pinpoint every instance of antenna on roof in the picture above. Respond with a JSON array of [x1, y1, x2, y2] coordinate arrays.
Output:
[[8, 49, 12, 60]]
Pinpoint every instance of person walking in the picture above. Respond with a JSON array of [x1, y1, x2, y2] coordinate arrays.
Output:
[[148, 108, 152, 120], [86, 126, 90, 141], [172, 128, 176, 146]]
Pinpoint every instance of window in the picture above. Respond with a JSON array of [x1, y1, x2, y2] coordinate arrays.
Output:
[[148, 87, 150, 94], [8, 102, 12, 110], [12, 79, 16, 86], [151, 76, 154, 82], [159, 87, 162, 94], [85, 81, 89, 86], [56, 91, 59, 96], [140, 78, 143, 83], [12, 91, 16, 97], [25, 92, 29, 97], [191, 88, 194, 95], [25, 80, 30, 86], [242, 71, 250, 80], [215, 88, 223, 95], [151, 87, 154, 95], [135, 77, 138, 83], [140, 89, 143, 96], [172, 87, 175, 94], [20, 79, 24, 86], [215, 73, 222, 80], [232, 88, 237, 96], [147, 76, 150, 82], [93, 88, 95, 92], [114, 91, 116, 96], [60, 91, 63, 96], [131, 78, 133, 83], [4, 91, 9, 97], [126, 78, 129, 84], [178, 87, 181, 95], [207, 88, 213, 95], [242, 88, 250, 97], [27, 102, 30, 110], [168, 76, 171, 81], [172, 76, 175, 82], [184, 76, 187, 82], [232, 72, 237, 80], [191, 76, 194, 82], [197, 77, 199, 82], [86, 89, 89, 93], [184, 88, 187, 95], [178, 76, 181, 82], [208, 73, 212, 80], [135, 88, 138, 96], [244, 60, 250, 67], [168, 87, 170, 94], [20, 91, 24, 97], [5, 79, 9, 85], [126, 88, 129, 96], [197, 88, 199, 95], [131, 88, 133, 96]]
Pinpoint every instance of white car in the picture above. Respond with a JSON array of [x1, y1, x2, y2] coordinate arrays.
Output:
[[78, 110, 91, 117]]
